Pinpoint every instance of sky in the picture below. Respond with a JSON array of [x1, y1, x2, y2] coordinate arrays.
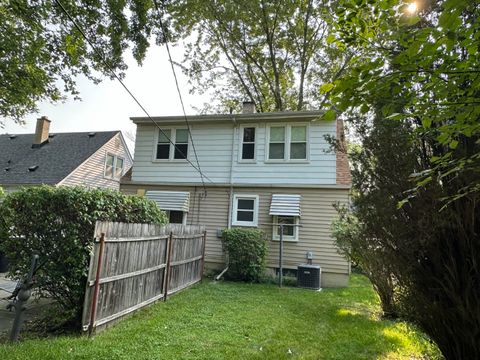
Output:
[[1, 44, 206, 153]]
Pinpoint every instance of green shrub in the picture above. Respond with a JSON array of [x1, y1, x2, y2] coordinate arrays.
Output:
[[222, 228, 267, 282], [260, 274, 297, 287], [332, 204, 398, 318], [0, 186, 167, 328]]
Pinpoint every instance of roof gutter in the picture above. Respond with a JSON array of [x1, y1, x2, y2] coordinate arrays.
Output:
[[130, 110, 325, 125]]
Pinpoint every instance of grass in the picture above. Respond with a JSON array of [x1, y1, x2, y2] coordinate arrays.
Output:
[[0, 275, 440, 360]]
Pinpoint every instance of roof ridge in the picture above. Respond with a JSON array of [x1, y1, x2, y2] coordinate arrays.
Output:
[[0, 130, 120, 137]]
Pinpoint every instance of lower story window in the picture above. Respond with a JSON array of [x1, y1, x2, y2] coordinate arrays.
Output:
[[232, 194, 259, 227], [272, 216, 299, 241], [167, 210, 186, 224]]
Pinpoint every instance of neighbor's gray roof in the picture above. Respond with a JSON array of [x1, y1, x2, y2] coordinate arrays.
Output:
[[0, 131, 119, 185]]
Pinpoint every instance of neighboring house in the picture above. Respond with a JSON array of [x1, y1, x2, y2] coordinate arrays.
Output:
[[0, 116, 133, 192], [121, 103, 351, 287]]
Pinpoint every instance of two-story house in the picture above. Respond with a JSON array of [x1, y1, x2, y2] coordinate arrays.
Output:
[[121, 104, 351, 287], [0, 116, 133, 192]]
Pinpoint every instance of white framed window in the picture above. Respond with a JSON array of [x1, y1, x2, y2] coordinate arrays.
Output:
[[232, 194, 259, 227], [272, 215, 299, 242], [155, 128, 189, 161], [239, 126, 256, 161], [268, 126, 285, 160], [290, 126, 307, 159], [266, 124, 309, 161], [104, 153, 124, 180]]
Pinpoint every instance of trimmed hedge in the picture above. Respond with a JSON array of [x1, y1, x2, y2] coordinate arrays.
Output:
[[0, 186, 167, 328], [222, 228, 267, 282]]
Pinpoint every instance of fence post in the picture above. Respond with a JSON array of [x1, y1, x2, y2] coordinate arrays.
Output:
[[200, 230, 207, 282], [9, 254, 39, 342], [88, 232, 105, 336], [164, 232, 173, 302]]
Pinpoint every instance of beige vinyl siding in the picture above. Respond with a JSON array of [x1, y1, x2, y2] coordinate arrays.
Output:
[[235, 187, 349, 274], [61, 133, 132, 190], [190, 187, 230, 263], [121, 183, 350, 286]]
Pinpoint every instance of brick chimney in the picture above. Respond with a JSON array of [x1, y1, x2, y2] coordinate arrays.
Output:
[[242, 101, 256, 114], [32, 116, 51, 147]]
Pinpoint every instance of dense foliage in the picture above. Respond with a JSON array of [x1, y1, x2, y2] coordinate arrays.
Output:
[[0, 187, 6, 244], [332, 205, 397, 318], [0, 187, 7, 271], [222, 228, 267, 282], [328, 1, 480, 358], [167, 0, 351, 113], [1, 0, 159, 123], [0, 186, 166, 328]]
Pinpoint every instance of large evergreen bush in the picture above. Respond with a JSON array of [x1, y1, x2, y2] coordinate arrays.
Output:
[[0, 186, 166, 328]]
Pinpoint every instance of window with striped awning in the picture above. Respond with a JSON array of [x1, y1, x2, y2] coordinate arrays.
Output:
[[269, 194, 301, 217], [145, 191, 190, 212]]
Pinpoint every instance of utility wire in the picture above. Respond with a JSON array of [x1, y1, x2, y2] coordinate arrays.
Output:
[[53, 0, 214, 186], [153, 0, 206, 193]]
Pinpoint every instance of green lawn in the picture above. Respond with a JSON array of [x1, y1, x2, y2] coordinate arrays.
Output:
[[0, 275, 440, 360]]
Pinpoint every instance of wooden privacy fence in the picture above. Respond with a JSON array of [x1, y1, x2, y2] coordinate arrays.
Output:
[[82, 222, 206, 333]]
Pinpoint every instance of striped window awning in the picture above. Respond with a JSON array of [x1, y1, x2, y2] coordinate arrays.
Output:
[[269, 194, 301, 217], [145, 191, 190, 212]]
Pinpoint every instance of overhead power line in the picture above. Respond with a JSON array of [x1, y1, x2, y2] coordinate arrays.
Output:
[[153, 0, 206, 192], [53, 0, 214, 188]]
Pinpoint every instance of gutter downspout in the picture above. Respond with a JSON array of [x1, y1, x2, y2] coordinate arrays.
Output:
[[216, 115, 237, 281], [227, 115, 237, 229]]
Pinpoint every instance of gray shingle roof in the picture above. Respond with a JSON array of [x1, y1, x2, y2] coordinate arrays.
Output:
[[0, 131, 118, 185]]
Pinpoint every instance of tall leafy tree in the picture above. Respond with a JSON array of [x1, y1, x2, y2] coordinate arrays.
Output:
[[328, 1, 480, 358], [1, 0, 159, 125], [328, 0, 480, 201], [166, 0, 350, 112]]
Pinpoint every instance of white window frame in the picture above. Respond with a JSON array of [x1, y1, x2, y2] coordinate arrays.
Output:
[[232, 194, 259, 227], [265, 123, 310, 163], [271, 215, 299, 242], [104, 153, 125, 180], [238, 125, 257, 163], [152, 127, 190, 162]]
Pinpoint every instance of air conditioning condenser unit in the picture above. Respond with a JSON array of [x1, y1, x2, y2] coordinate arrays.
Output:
[[297, 264, 321, 290]]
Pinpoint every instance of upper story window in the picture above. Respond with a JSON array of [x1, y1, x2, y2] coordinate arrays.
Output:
[[269, 126, 285, 159], [105, 154, 124, 180], [232, 194, 259, 227], [267, 124, 308, 161], [241, 127, 256, 161], [156, 128, 189, 160]]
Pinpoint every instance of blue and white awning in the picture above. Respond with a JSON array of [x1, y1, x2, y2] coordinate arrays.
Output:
[[269, 194, 301, 217], [145, 191, 190, 212]]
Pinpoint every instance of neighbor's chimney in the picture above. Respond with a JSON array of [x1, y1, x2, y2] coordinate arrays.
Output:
[[33, 116, 51, 147], [242, 101, 256, 114]]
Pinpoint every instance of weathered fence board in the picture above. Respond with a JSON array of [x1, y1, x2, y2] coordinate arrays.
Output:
[[82, 222, 206, 333]]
